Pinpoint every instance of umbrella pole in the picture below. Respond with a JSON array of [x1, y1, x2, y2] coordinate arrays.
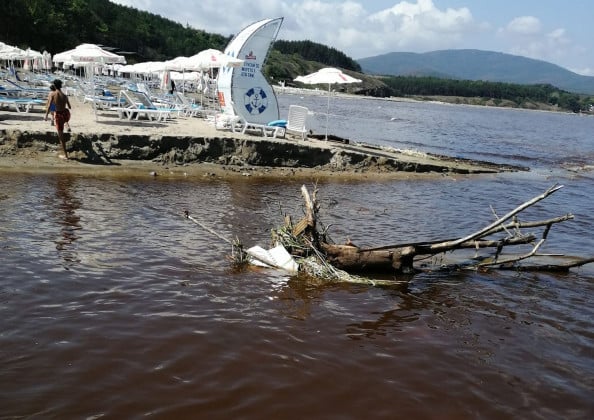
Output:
[[91, 65, 98, 121], [325, 83, 331, 141]]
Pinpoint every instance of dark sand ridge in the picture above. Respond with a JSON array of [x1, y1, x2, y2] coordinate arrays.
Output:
[[0, 96, 526, 181]]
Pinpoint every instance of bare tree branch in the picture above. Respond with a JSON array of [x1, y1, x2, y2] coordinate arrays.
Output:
[[425, 184, 564, 253]]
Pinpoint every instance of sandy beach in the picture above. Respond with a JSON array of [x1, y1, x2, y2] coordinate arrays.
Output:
[[0, 94, 235, 177], [0, 90, 521, 181]]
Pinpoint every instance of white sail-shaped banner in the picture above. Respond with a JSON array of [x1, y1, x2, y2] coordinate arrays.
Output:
[[218, 18, 283, 124]]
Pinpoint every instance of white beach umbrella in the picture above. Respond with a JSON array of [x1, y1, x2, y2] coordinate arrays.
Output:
[[118, 62, 164, 89], [54, 44, 126, 119], [163, 56, 192, 92], [294, 67, 361, 140], [171, 71, 199, 81], [128, 61, 166, 74], [67, 43, 126, 65], [22, 47, 42, 60], [0, 42, 16, 55], [163, 56, 190, 71], [0, 42, 26, 66], [182, 49, 243, 101], [53, 43, 126, 73], [186, 49, 243, 71]]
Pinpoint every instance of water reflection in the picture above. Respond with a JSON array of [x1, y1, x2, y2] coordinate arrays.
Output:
[[52, 175, 82, 267]]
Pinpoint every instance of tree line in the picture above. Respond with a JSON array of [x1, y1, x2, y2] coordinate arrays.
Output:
[[381, 76, 594, 113], [273, 40, 361, 72], [1, 0, 229, 60]]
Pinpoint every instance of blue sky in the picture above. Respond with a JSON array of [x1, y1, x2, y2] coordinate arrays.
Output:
[[110, 0, 594, 76]]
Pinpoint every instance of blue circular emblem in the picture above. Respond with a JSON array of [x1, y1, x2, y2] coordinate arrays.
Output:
[[244, 87, 268, 115]]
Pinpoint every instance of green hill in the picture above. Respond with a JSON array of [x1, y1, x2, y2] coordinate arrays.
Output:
[[1, 0, 229, 61], [358, 49, 594, 95]]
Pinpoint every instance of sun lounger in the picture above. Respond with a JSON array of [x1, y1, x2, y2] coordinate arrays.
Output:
[[211, 102, 303, 138], [173, 92, 203, 117], [280, 105, 309, 140], [83, 93, 124, 110], [0, 96, 45, 112], [114, 90, 176, 122], [234, 105, 308, 139], [4, 79, 50, 98], [128, 90, 180, 119], [236, 117, 282, 137], [212, 112, 243, 131]]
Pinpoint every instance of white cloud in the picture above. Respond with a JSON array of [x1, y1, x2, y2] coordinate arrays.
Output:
[[317, 0, 484, 58], [110, 0, 484, 58], [108, 0, 592, 73], [503, 16, 542, 36], [499, 19, 585, 72], [281, 0, 368, 50]]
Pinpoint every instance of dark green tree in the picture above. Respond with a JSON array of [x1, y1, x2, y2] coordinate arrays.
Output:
[[273, 40, 361, 72]]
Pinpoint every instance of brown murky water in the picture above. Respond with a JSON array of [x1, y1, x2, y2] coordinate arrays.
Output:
[[3, 96, 594, 418], [1, 171, 592, 419]]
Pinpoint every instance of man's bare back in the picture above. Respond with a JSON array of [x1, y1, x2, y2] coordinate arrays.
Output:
[[49, 90, 71, 112]]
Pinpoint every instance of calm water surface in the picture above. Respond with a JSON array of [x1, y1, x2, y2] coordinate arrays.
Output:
[[1, 95, 593, 418]]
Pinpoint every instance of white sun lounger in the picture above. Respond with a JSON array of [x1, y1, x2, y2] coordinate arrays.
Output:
[[282, 105, 309, 140], [236, 117, 282, 137], [173, 92, 203, 117], [114, 90, 175, 122]]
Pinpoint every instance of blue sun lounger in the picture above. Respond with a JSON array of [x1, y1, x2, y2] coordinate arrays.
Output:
[[0, 96, 45, 113]]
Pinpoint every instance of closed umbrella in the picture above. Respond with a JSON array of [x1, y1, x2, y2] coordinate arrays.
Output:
[[42, 51, 52, 72], [295, 67, 361, 140]]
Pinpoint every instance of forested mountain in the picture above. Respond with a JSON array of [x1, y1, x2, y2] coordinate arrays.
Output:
[[1, 0, 229, 60], [358, 50, 594, 95]]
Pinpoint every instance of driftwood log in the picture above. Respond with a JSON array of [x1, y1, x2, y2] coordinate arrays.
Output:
[[291, 184, 593, 275]]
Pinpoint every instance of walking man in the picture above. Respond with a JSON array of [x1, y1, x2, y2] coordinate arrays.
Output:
[[44, 79, 72, 159]]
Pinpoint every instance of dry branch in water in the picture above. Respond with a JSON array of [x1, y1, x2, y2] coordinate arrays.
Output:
[[273, 184, 593, 278]]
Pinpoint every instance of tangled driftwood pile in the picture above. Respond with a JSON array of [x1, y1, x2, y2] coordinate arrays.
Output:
[[186, 184, 592, 286], [267, 184, 593, 284]]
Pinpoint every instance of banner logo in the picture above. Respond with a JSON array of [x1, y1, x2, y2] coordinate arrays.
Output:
[[244, 87, 268, 114]]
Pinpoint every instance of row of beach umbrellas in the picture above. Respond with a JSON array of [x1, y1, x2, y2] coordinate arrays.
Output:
[[49, 44, 363, 139], [0, 41, 52, 71], [46, 44, 246, 118], [2, 41, 362, 139], [0, 42, 242, 74], [118, 49, 243, 74]]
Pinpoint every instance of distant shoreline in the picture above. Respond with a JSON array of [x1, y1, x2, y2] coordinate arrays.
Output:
[[274, 86, 587, 114]]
